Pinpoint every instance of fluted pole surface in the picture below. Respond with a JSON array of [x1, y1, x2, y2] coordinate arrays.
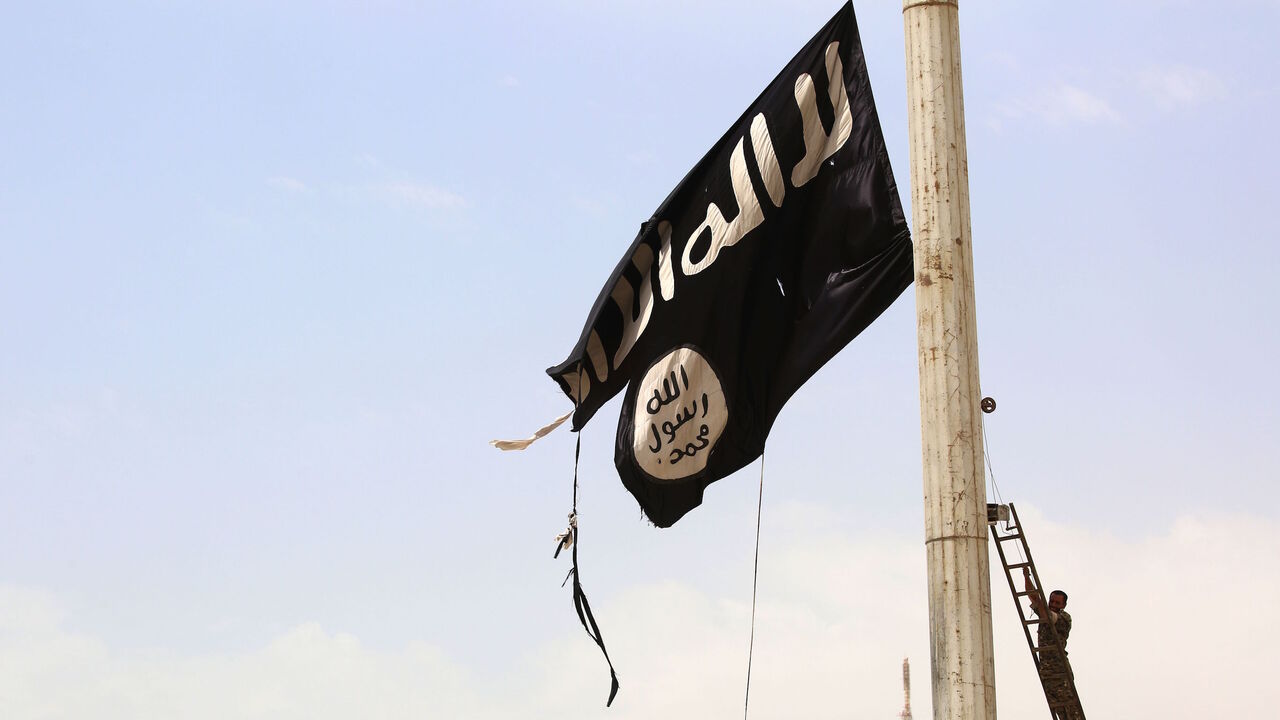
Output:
[[901, 2, 997, 719]]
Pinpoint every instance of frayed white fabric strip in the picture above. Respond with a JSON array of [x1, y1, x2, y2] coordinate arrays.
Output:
[[489, 410, 572, 451]]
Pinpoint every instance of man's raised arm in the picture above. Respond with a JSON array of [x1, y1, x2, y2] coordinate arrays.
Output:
[[1024, 567, 1047, 617]]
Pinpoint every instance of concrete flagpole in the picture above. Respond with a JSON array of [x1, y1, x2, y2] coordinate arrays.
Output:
[[901, 2, 997, 719]]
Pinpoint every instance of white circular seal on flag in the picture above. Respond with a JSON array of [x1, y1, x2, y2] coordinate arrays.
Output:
[[631, 346, 728, 481]]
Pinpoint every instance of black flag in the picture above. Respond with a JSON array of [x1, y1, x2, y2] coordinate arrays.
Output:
[[547, 2, 912, 528]]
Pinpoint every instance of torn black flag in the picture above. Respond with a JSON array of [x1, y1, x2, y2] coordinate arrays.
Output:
[[547, 2, 913, 528]]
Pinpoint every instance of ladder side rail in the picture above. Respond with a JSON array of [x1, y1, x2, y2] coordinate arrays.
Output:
[[1061, 663, 1086, 719], [1011, 535, 1061, 718], [993, 509, 1044, 663], [1010, 504, 1061, 653], [991, 520, 1042, 671]]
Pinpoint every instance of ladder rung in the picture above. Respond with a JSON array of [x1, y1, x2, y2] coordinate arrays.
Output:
[[1015, 590, 1035, 597], [994, 533, 1023, 542], [1023, 617, 1044, 625], [1006, 562, 1032, 570]]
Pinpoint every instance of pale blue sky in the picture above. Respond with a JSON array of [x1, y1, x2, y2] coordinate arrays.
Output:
[[2, 1, 1277, 718]]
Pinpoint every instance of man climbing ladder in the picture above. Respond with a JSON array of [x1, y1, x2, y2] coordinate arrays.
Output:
[[1025, 568, 1080, 720], [989, 503, 1086, 719]]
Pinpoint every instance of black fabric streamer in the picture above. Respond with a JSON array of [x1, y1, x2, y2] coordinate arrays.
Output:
[[570, 521, 620, 706], [558, 388, 620, 706]]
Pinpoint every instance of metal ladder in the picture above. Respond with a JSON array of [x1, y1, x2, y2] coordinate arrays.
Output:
[[990, 503, 1086, 720]]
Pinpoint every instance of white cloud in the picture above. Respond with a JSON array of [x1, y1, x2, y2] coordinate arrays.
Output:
[[1137, 65, 1225, 109], [2, 509, 1276, 719], [379, 182, 467, 209], [0, 593, 485, 720], [992, 83, 1122, 128], [267, 176, 308, 192]]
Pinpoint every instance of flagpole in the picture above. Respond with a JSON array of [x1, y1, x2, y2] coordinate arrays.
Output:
[[901, 3, 997, 720]]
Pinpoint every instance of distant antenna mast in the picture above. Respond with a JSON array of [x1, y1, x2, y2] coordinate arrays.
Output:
[[900, 657, 913, 720]]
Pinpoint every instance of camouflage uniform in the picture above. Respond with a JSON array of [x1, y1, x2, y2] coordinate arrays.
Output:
[[1035, 605, 1081, 719]]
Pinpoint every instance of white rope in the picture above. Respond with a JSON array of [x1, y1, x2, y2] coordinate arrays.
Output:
[[743, 451, 766, 719]]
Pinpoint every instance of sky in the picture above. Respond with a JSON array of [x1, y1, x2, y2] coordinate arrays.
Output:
[[1, 0, 1278, 718]]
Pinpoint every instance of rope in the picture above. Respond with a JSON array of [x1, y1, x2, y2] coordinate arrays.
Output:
[[981, 414, 1024, 563], [981, 414, 1005, 508], [743, 450, 766, 719]]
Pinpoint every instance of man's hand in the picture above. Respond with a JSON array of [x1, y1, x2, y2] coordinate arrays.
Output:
[[1023, 567, 1043, 615]]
